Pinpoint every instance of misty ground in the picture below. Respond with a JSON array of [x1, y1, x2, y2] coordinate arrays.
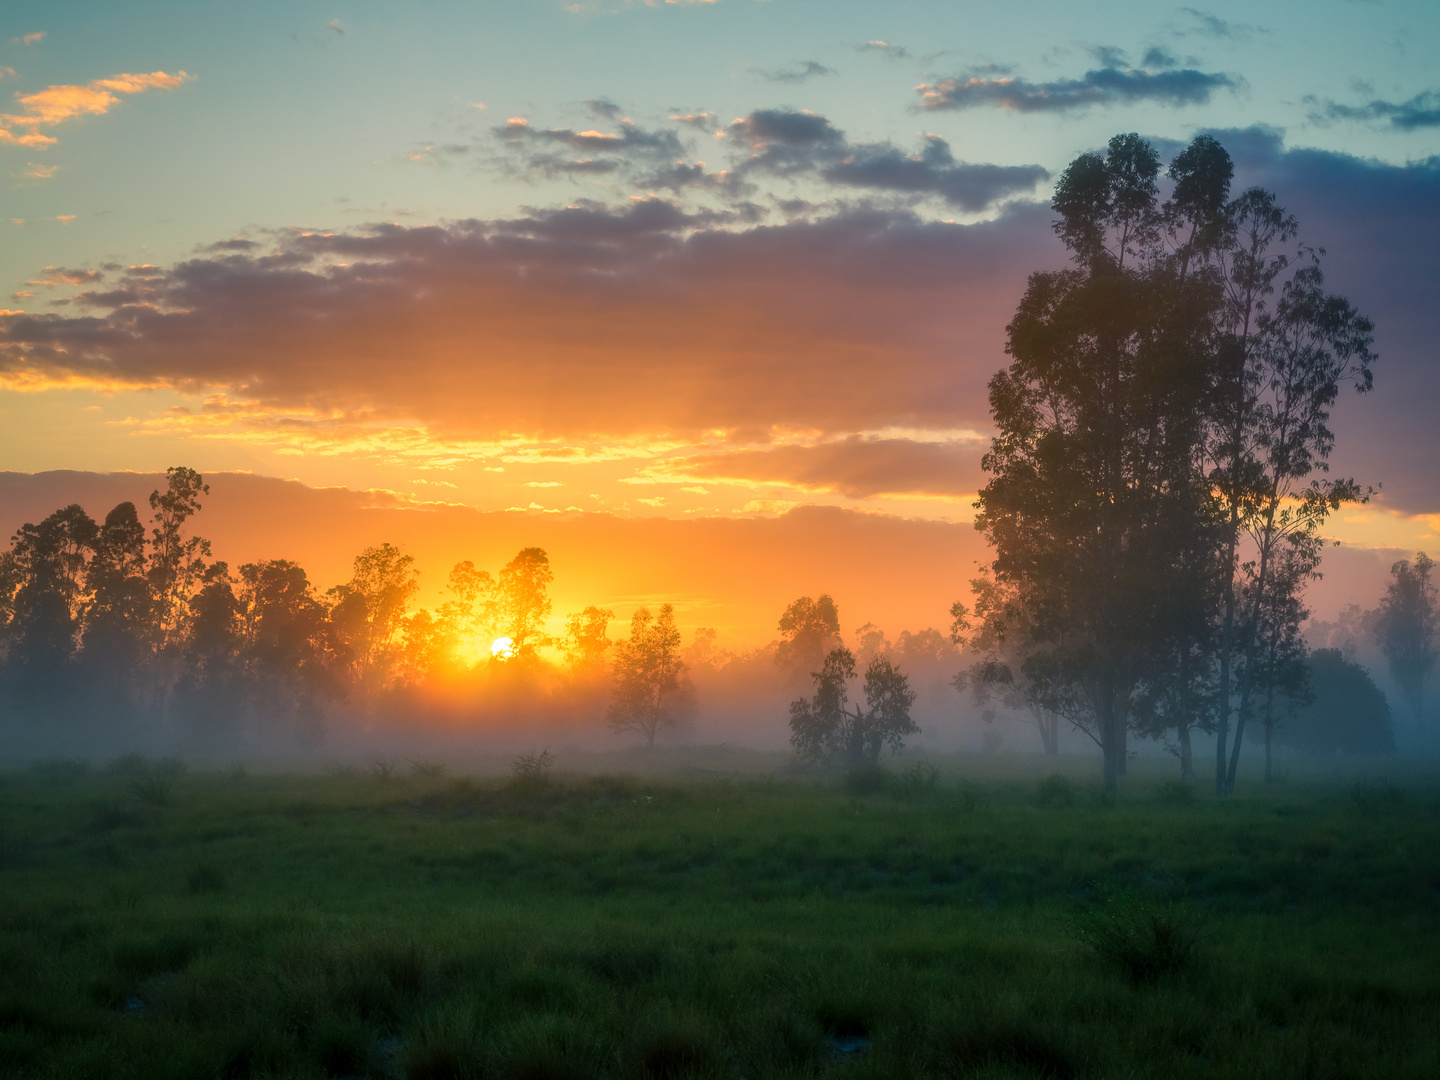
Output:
[[1, 749, 1437, 1079]]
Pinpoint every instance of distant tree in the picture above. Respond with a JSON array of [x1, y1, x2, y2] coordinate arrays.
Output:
[[852, 621, 890, 668], [438, 560, 495, 665], [1248, 537, 1319, 781], [789, 646, 918, 767], [398, 609, 445, 684], [1278, 649, 1393, 756], [608, 604, 694, 747], [776, 594, 842, 680], [952, 576, 1062, 756], [497, 548, 553, 659], [146, 467, 212, 655], [561, 605, 614, 673], [81, 502, 153, 707], [174, 561, 243, 732], [237, 559, 335, 742], [682, 627, 725, 670], [2, 504, 97, 708], [328, 543, 418, 688], [1374, 552, 1437, 729]]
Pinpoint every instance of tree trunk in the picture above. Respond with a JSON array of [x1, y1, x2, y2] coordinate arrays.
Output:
[[1178, 722, 1193, 781], [1215, 511, 1239, 795]]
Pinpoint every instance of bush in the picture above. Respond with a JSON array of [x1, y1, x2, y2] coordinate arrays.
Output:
[[509, 749, 555, 791], [130, 772, 175, 808], [898, 760, 941, 796], [1075, 891, 1202, 985]]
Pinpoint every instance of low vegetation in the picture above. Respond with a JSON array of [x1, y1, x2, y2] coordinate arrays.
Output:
[[0, 752, 1437, 1079]]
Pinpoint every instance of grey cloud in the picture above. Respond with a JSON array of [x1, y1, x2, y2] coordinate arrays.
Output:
[[751, 60, 837, 84], [1141, 46, 1180, 69], [1307, 90, 1440, 131], [584, 98, 623, 118], [495, 116, 685, 179], [822, 135, 1050, 212], [858, 40, 909, 59], [918, 66, 1240, 112], [729, 108, 1048, 210]]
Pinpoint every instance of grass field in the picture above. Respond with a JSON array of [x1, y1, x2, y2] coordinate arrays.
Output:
[[0, 750, 1437, 1079]]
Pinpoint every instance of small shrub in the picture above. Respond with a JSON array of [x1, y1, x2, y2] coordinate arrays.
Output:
[[1075, 890, 1202, 985], [130, 772, 175, 808], [511, 748, 555, 784], [372, 759, 398, 781], [899, 760, 941, 796], [1036, 774, 1075, 808], [412, 760, 447, 779], [843, 764, 888, 796]]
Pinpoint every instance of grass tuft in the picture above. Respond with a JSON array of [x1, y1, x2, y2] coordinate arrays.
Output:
[[1075, 890, 1203, 985]]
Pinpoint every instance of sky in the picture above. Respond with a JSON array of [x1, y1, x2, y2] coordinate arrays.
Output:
[[2, 0, 1438, 641]]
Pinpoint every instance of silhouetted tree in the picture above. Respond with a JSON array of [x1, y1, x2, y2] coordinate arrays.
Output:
[[497, 548, 553, 659], [789, 646, 917, 766], [776, 594, 842, 680], [438, 560, 495, 667], [328, 543, 419, 689], [608, 604, 694, 747], [146, 467, 212, 655], [81, 502, 153, 710], [1278, 649, 1393, 756], [976, 133, 1222, 791], [1249, 537, 1319, 782], [237, 560, 335, 743], [1374, 552, 1437, 729], [561, 606, 614, 674], [2, 504, 98, 710]]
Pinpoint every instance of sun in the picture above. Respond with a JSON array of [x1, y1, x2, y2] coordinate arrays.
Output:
[[490, 636, 515, 660]]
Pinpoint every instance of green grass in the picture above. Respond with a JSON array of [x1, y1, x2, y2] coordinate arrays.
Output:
[[0, 753, 1437, 1078]]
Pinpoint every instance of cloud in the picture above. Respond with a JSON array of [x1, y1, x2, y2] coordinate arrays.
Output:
[[1177, 7, 1261, 40], [669, 110, 717, 130], [1307, 90, 1440, 131], [917, 65, 1239, 113], [11, 33, 45, 46], [0, 201, 1059, 445], [584, 98, 623, 118], [660, 436, 987, 498], [20, 162, 58, 180], [0, 69, 191, 147], [54, 214, 75, 224], [495, 115, 685, 177], [26, 266, 104, 287], [751, 60, 837, 84], [822, 135, 1050, 213], [727, 108, 1048, 210], [326, 19, 345, 35], [0, 67, 14, 81], [859, 40, 908, 59], [1141, 46, 1180, 69]]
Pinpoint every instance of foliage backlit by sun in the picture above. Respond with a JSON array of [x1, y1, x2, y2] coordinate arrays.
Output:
[[491, 636, 515, 660]]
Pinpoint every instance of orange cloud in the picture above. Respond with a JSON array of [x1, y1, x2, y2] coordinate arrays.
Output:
[[0, 69, 190, 147]]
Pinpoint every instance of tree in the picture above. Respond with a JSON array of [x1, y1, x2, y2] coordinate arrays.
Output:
[[789, 646, 918, 767], [561, 606, 614, 674], [775, 594, 842, 680], [147, 467, 212, 654], [328, 543, 418, 688], [237, 560, 335, 742], [2, 504, 98, 709], [438, 560, 495, 667], [1248, 536, 1319, 782], [81, 502, 153, 708], [608, 604, 694, 747], [496, 548, 553, 659], [976, 133, 1223, 792], [1374, 552, 1437, 729], [1278, 649, 1393, 756], [952, 576, 1063, 756]]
